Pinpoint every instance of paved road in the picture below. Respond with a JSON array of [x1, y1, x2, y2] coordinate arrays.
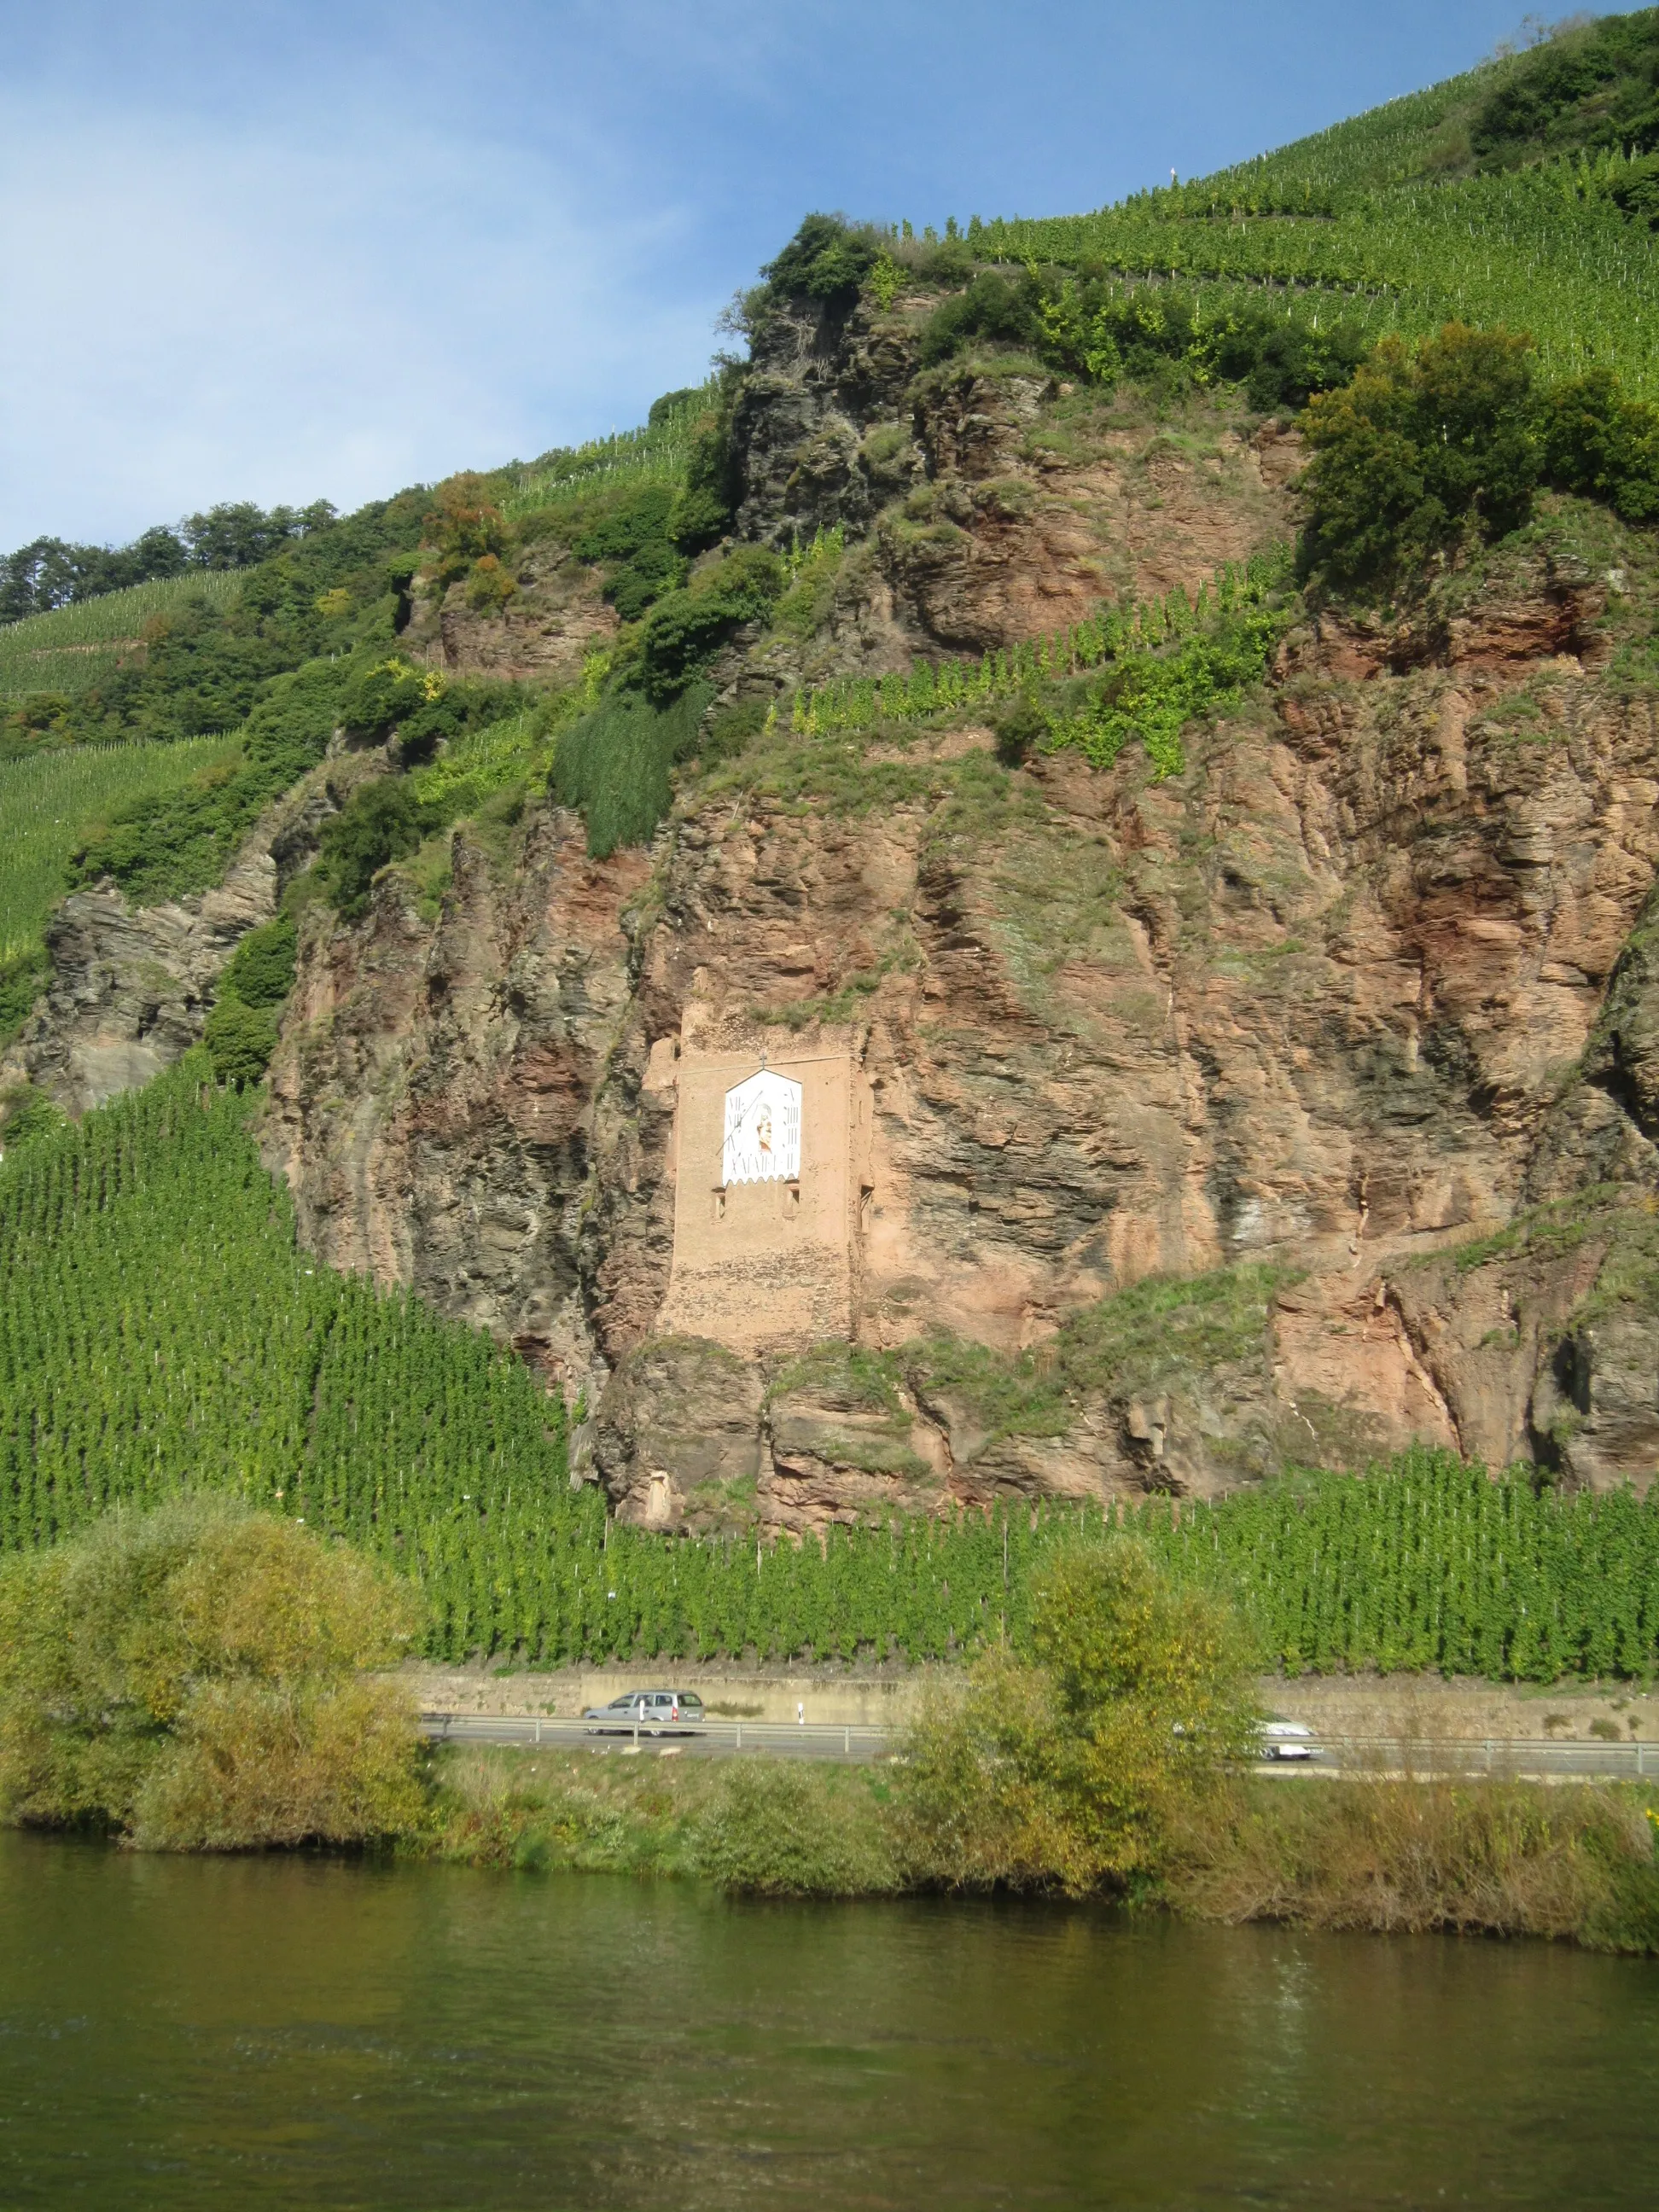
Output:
[[422, 1711, 1656, 1778]]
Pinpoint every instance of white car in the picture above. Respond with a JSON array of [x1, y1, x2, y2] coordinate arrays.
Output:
[[1256, 1720, 1319, 1761]]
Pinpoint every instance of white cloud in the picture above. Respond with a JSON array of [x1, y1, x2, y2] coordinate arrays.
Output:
[[0, 88, 723, 545]]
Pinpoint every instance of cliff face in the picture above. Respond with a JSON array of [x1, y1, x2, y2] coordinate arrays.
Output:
[[249, 299, 1659, 1529]]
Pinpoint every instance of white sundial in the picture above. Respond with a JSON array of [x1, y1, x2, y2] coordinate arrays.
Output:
[[722, 1068, 802, 1185]]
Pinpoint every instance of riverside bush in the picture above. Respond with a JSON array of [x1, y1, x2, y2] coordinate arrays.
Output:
[[0, 1499, 424, 1849], [897, 1541, 1257, 1895], [692, 1760, 901, 1895], [1172, 1773, 1659, 1952]]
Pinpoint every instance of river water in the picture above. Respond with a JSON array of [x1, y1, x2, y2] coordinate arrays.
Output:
[[2, 1831, 1656, 2209]]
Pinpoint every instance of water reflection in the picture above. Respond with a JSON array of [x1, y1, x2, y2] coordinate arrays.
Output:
[[1, 1832, 1655, 2209]]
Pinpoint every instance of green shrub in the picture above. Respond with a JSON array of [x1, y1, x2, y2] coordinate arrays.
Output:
[[571, 484, 687, 618], [202, 996, 279, 1087], [692, 1761, 901, 1895], [761, 213, 877, 310], [1299, 323, 1540, 590], [340, 656, 443, 741], [638, 545, 784, 705], [0, 1083, 67, 1158], [219, 911, 297, 1007], [0, 1499, 424, 1849], [992, 690, 1047, 765], [919, 271, 1039, 366], [0, 946, 49, 1036], [314, 777, 429, 917], [1539, 370, 1659, 522], [701, 696, 768, 765]]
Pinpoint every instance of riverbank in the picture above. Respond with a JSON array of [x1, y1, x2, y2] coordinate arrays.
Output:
[[416, 1742, 1659, 1953]]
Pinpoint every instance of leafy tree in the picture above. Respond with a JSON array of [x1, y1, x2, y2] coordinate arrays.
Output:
[[0, 503, 335, 623], [423, 475, 510, 587], [761, 213, 878, 311], [1610, 150, 1659, 228], [1298, 323, 1540, 591], [0, 1499, 424, 1849], [341, 656, 445, 741], [897, 1540, 1257, 1895]]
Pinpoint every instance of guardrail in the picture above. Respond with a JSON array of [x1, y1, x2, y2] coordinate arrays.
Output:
[[1302, 1735, 1654, 1778], [420, 1711, 896, 1757], [419, 1712, 1656, 1778]]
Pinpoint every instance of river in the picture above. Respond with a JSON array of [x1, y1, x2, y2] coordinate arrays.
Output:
[[1, 1831, 1655, 2208]]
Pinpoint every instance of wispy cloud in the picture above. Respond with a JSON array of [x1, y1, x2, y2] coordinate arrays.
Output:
[[0, 0, 1542, 549], [0, 85, 721, 544]]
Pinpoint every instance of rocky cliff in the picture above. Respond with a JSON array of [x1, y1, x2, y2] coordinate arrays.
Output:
[[13, 292, 1654, 1530], [251, 294, 1659, 1531]]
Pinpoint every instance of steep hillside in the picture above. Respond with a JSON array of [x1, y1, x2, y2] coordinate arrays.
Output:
[[9, 15, 1659, 1674]]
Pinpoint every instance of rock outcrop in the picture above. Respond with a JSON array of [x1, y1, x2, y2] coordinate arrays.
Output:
[[2, 763, 346, 1114], [258, 518, 1659, 1525]]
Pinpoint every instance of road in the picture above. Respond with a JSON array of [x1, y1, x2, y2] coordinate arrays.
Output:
[[421, 1711, 1657, 1778]]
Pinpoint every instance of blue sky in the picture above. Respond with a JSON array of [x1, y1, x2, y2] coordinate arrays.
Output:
[[0, 1, 1593, 549]]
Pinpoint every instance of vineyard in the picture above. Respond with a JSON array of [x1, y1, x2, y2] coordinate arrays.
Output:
[[0, 572, 242, 701], [503, 381, 717, 522], [790, 550, 1292, 781], [0, 1056, 584, 1559], [963, 97, 1659, 401], [3, 1059, 1659, 1684], [0, 736, 237, 969]]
